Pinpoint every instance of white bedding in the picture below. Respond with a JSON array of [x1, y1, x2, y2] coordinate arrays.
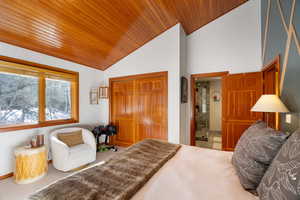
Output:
[[132, 145, 259, 200]]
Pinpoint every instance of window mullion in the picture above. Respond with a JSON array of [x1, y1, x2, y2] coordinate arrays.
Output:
[[39, 74, 46, 123], [72, 79, 79, 121]]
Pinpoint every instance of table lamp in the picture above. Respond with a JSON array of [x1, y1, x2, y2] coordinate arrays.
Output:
[[251, 94, 289, 127]]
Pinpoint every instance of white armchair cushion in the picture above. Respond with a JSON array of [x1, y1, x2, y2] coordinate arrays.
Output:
[[50, 127, 96, 172]]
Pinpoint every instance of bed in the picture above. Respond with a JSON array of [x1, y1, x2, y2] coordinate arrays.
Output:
[[29, 139, 258, 200], [132, 145, 258, 200]]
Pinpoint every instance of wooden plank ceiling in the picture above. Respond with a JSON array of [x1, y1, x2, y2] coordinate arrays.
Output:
[[0, 0, 247, 70]]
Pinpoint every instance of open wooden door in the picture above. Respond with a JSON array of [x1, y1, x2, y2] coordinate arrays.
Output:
[[222, 72, 263, 151]]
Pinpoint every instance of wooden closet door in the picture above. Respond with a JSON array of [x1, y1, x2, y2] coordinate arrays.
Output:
[[222, 72, 263, 151], [135, 76, 168, 141], [110, 80, 136, 146], [110, 71, 168, 147]]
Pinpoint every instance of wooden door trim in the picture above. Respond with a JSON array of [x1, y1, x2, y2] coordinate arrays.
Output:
[[262, 55, 280, 130], [190, 71, 229, 146], [109, 71, 168, 146], [109, 71, 168, 82], [262, 55, 280, 95], [191, 71, 229, 78], [0, 172, 13, 180]]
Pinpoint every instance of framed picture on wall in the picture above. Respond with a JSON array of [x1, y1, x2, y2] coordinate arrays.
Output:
[[90, 88, 99, 104], [181, 76, 188, 103], [99, 86, 109, 99]]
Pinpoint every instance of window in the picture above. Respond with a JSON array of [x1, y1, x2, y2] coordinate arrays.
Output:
[[0, 57, 79, 132], [0, 73, 39, 125], [46, 78, 71, 120]]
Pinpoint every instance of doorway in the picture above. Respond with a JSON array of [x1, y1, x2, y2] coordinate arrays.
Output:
[[195, 78, 222, 150], [190, 71, 228, 150], [191, 67, 276, 151]]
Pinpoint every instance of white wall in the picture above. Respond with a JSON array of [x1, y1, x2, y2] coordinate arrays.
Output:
[[187, 0, 262, 75], [99, 0, 262, 145], [181, 0, 262, 145], [0, 0, 263, 175], [100, 24, 181, 144], [0, 42, 103, 176], [179, 26, 189, 145], [209, 80, 222, 131]]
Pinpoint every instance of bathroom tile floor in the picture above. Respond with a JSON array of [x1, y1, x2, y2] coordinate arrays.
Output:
[[195, 130, 222, 150]]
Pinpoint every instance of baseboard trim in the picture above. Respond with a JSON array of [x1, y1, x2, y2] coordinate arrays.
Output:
[[0, 172, 13, 180], [0, 160, 52, 180]]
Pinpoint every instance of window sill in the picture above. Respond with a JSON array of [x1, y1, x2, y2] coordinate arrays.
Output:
[[0, 119, 78, 133]]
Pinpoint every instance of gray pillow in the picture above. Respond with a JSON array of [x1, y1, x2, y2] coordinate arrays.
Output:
[[232, 121, 288, 191], [257, 129, 300, 200]]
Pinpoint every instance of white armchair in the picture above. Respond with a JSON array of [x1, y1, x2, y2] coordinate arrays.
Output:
[[50, 127, 96, 172]]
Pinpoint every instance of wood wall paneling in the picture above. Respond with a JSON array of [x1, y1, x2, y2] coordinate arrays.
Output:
[[222, 72, 263, 151], [110, 72, 168, 146], [0, 0, 248, 70]]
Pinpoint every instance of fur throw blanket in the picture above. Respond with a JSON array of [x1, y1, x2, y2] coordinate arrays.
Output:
[[29, 139, 181, 200]]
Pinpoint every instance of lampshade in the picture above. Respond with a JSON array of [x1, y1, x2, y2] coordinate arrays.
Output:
[[251, 94, 289, 113]]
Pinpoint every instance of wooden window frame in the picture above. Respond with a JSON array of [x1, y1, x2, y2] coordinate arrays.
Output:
[[0, 56, 79, 133]]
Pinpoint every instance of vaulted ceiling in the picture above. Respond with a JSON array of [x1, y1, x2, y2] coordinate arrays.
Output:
[[0, 0, 247, 70]]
